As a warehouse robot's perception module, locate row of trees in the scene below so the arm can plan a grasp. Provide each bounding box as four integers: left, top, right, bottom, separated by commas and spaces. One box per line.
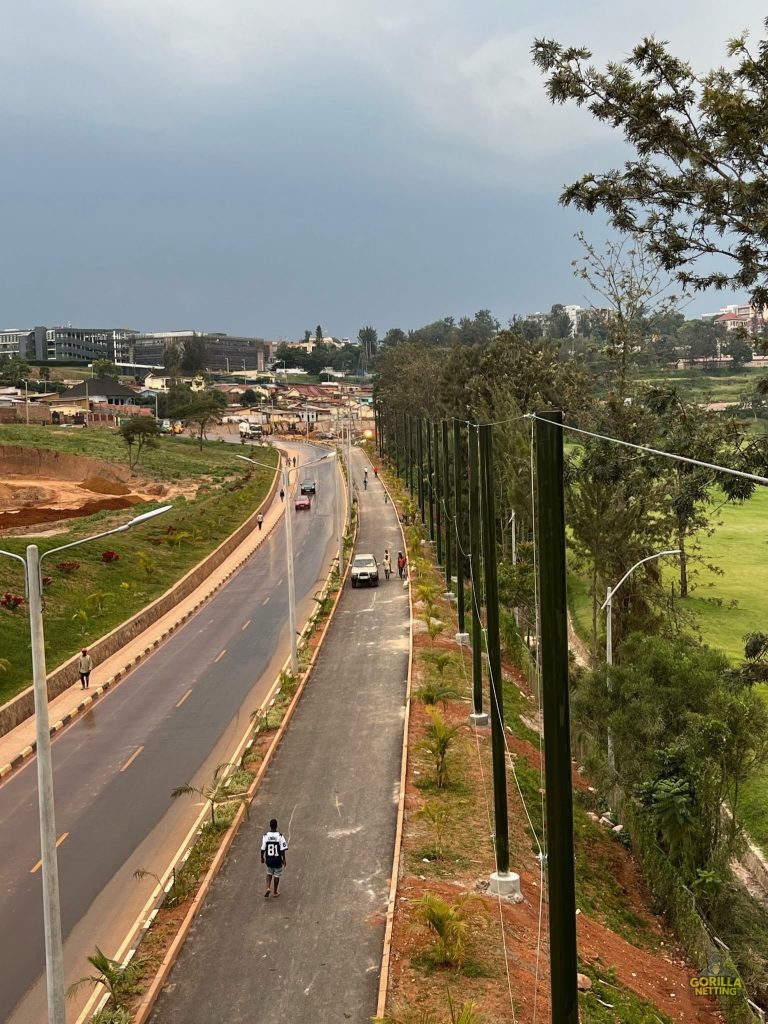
377, 19, 768, 997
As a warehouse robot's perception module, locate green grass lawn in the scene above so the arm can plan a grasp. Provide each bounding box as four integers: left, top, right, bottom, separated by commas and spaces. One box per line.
635, 365, 767, 404
0, 426, 277, 704
567, 484, 768, 855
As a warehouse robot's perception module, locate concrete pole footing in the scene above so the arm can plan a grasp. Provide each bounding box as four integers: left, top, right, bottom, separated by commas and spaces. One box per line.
469, 711, 489, 727
489, 870, 522, 900
455, 631, 470, 645
443, 592, 457, 604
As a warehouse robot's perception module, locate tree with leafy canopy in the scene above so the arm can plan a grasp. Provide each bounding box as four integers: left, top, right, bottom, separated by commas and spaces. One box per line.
163, 341, 182, 374
724, 332, 754, 368
315, 325, 323, 345
181, 336, 207, 374
547, 303, 572, 340
357, 325, 378, 373
119, 416, 160, 469
533, 25, 768, 311
38, 364, 51, 381
382, 327, 407, 347
0, 354, 31, 384
240, 388, 258, 407
177, 390, 226, 449
92, 358, 118, 378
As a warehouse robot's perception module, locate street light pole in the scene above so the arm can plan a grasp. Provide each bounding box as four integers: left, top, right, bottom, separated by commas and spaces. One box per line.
0, 505, 171, 1024
601, 549, 681, 772
237, 451, 336, 676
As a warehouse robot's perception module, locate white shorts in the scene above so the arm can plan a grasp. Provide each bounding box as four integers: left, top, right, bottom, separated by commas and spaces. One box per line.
266, 864, 283, 877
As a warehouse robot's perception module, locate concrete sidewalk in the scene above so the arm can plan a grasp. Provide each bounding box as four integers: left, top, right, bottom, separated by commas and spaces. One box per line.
148, 447, 410, 1024
0, 443, 301, 776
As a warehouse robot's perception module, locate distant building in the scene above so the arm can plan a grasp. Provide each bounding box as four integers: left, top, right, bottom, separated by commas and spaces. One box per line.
127, 331, 272, 371
52, 376, 140, 407
705, 303, 767, 334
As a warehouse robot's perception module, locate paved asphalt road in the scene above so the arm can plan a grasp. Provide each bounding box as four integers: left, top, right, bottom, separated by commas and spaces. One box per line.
0, 445, 339, 1024
148, 449, 410, 1024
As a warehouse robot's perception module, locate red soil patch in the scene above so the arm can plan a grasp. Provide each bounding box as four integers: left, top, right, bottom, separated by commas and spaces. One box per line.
388, 553, 724, 1024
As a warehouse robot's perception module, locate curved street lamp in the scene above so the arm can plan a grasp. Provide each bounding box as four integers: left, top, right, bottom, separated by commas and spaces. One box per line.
600, 548, 681, 772
0, 503, 172, 1024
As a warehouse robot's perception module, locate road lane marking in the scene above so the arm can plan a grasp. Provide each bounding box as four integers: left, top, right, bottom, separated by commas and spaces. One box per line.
175, 689, 193, 708
120, 746, 144, 772
262, 596, 270, 606
214, 649, 226, 663
277, 578, 284, 586
241, 619, 252, 631
31, 833, 69, 873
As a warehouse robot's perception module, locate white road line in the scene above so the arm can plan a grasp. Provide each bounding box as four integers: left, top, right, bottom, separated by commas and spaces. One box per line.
262, 596, 270, 606
214, 649, 226, 663
175, 689, 193, 709
241, 619, 252, 631
120, 746, 144, 773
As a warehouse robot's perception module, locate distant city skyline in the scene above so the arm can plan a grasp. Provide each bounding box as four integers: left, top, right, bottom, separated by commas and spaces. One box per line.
0, 1, 763, 339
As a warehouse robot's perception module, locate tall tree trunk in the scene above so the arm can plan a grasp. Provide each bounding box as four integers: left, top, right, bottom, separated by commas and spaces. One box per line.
591, 566, 598, 663
678, 524, 688, 598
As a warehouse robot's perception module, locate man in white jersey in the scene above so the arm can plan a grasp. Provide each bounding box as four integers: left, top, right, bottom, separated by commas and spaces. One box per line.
260, 818, 288, 898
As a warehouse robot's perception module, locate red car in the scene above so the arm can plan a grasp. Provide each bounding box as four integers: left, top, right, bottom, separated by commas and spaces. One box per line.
295, 494, 311, 511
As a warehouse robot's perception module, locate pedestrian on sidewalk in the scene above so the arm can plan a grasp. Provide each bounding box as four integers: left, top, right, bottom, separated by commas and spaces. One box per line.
261, 818, 288, 898
397, 552, 406, 579
279, 488, 285, 502
78, 648, 92, 689
292, 456, 296, 467
257, 513, 264, 531
373, 466, 378, 478
382, 550, 392, 580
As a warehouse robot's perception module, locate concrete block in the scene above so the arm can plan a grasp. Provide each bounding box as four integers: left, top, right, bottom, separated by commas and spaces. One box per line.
469, 711, 489, 727
489, 870, 522, 900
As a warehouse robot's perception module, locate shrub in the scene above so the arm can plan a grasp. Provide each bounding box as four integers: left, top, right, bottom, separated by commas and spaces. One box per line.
56, 561, 81, 573
1, 593, 24, 610
417, 892, 478, 967
101, 550, 120, 563
418, 709, 460, 788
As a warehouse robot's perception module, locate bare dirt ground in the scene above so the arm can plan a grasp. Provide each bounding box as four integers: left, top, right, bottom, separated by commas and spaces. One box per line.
0, 447, 192, 535
387, 595, 726, 1023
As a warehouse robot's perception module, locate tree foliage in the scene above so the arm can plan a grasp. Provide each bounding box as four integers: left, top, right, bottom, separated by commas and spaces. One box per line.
533, 25, 768, 308
118, 416, 160, 469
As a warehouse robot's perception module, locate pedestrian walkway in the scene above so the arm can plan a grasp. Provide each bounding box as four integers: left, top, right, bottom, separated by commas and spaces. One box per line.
0, 444, 303, 775
147, 448, 410, 1024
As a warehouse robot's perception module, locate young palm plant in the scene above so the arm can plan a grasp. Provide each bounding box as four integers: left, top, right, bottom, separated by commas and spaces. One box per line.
414, 680, 461, 710
418, 709, 459, 788
171, 762, 251, 827
67, 947, 147, 1010
421, 651, 459, 684
415, 801, 451, 858
418, 892, 477, 967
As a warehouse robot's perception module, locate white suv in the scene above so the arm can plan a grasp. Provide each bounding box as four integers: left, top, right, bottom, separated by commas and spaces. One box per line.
350, 554, 379, 588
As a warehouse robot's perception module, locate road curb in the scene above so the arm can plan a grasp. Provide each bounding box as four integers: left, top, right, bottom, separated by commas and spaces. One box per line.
75, 456, 352, 1024
128, 476, 355, 1024
0, 468, 290, 779
375, 466, 414, 1020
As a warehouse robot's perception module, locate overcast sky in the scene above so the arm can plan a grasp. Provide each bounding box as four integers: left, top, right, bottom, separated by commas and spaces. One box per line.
1, 1, 764, 339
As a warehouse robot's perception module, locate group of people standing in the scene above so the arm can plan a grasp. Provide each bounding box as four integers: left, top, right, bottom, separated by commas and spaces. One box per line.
382, 549, 407, 581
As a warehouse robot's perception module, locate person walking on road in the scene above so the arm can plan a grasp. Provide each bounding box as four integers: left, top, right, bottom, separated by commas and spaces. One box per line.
382, 550, 392, 580
257, 513, 264, 531
292, 456, 296, 467
261, 819, 288, 898
397, 552, 406, 579
373, 467, 378, 479
363, 468, 368, 490
279, 487, 285, 502
78, 648, 93, 689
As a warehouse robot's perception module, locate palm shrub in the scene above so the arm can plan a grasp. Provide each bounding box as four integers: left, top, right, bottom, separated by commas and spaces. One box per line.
421, 651, 459, 683
67, 946, 146, 1010
414, 680, 461, 710
375, 998, 484, 1024
418, 892, 478, 967
415, 801, 451, 858
171, 762, 251, 827
425, 616, 446, 646
418, 709, 459, 788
